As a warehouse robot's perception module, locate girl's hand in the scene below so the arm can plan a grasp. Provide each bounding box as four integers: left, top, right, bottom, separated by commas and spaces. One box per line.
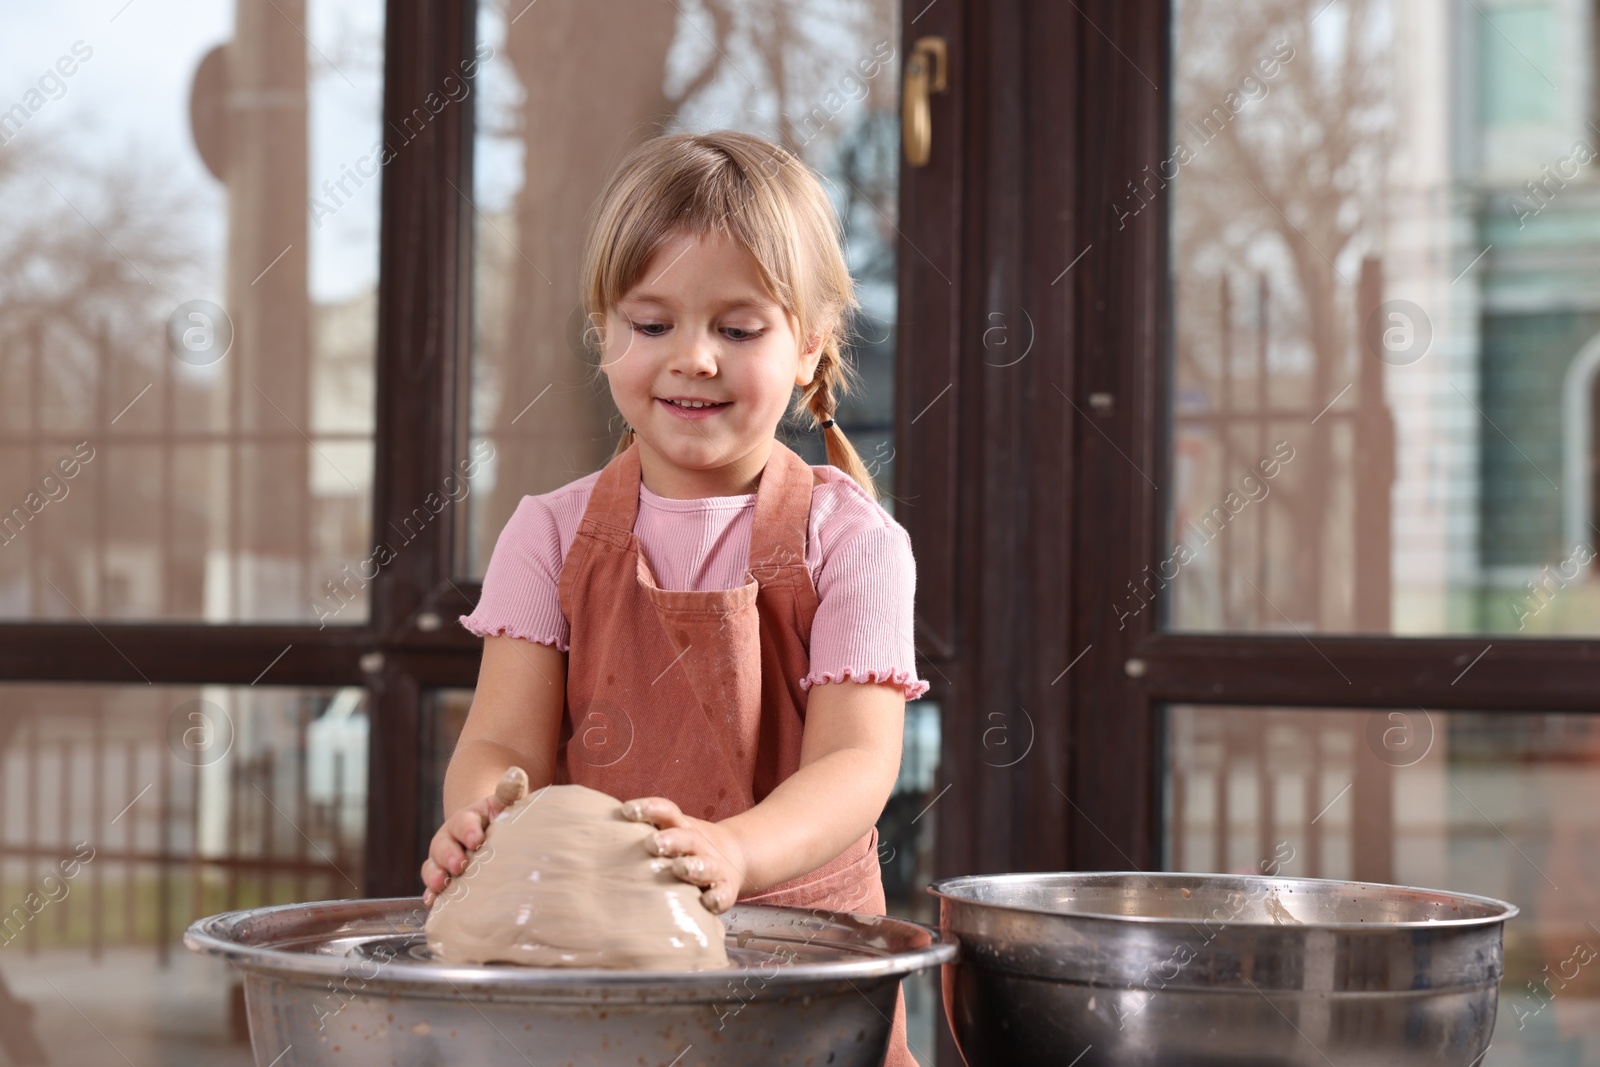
431, 637, 565, 904
420, 792, 508, 907
622, 797, 750, 914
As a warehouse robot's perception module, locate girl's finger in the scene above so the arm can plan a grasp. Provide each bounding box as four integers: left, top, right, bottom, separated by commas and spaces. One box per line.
645, 827, 707, 859
670, 853, 718, 887
700, 880, 737, 915
421, 857, 449, 892
667, 851, 737, 913
621, 796, 687, 828
430, 833, 469, 877
449, 807, 490, 851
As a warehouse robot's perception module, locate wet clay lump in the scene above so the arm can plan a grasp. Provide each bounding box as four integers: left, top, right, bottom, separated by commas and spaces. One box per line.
425, 774, 729, 970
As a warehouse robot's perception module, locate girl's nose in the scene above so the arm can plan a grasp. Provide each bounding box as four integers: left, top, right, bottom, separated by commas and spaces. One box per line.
669, 330, 718, 376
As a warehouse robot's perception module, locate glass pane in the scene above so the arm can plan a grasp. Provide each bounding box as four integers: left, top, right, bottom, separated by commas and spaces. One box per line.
460, 0, 902, 577
423, 688, 942, 1060
1166, 704, 1600, 1063
1166, 0, 1600, 635
0, 3, 384, 623
0, 682, 366, 1064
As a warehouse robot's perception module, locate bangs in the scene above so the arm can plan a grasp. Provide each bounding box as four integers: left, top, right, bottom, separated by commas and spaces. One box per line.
584, 136, 815, 319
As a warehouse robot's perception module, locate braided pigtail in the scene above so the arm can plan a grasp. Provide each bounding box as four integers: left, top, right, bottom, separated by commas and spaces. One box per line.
609, 423, 636, 461
800, 334, 876, 499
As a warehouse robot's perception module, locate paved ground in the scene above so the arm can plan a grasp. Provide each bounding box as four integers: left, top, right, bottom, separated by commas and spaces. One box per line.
0, 945, 252, 1067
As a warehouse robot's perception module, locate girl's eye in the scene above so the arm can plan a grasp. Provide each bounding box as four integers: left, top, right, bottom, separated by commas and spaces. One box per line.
723, 326, 764, 342
631, 321, 669, 337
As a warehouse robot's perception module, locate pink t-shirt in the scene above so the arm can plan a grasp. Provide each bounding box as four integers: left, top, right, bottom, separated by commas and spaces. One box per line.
460, 463, 930, 701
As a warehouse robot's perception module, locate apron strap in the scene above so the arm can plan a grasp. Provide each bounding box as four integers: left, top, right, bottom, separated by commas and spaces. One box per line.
579, 442, 643, 540
746, 441, 815, 587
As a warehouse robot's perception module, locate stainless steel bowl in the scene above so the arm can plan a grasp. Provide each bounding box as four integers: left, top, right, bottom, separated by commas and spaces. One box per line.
185, 896, 953, 1067
929, 872, 1517, 1067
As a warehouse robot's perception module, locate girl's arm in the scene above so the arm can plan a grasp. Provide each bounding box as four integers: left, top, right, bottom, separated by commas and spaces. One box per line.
624, 679, 905, 912
421, 635, 567, 904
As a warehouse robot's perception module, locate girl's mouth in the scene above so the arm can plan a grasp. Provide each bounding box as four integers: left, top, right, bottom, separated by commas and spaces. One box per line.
657, 397, 731, 421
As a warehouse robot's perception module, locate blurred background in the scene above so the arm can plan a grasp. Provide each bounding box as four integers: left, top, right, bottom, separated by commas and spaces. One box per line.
0, 0, 1596, 1063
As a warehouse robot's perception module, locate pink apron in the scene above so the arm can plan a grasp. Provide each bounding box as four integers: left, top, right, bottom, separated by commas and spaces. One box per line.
555, 440, 913, 1066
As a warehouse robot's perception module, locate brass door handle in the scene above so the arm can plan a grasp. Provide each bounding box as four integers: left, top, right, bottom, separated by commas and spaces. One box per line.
903, 36, 947, 167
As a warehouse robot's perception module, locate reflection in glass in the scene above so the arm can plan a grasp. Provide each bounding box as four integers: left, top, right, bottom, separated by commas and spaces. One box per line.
0, 682, 366, 1065
1167, 704, 1600, 1062
1167, 0, 1600, 635
462, 0, 903, 577
0, 3, 383, 623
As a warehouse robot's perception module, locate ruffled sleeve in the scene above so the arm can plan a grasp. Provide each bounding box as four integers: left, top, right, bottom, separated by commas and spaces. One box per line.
802, 513, 930, 702
459, 494, 570, 650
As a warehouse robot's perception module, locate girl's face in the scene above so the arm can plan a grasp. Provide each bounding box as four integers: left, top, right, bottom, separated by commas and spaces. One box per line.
601, 231, 823, 495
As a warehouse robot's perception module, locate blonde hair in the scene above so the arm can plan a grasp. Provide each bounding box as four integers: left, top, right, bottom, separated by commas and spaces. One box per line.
580, 130, 876, 498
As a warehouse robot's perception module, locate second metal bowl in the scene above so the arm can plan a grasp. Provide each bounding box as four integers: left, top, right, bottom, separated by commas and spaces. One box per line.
929, 872, 1517, 1067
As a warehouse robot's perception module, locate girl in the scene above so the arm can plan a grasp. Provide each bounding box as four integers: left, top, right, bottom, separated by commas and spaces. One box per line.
422, 130, 928, 1066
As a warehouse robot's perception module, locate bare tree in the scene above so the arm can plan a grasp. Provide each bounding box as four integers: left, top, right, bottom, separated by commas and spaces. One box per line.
0, 134, 199, 359
0, 133, 207, 615
1167, 0, 1401, 887
1172, 0, 1394, 628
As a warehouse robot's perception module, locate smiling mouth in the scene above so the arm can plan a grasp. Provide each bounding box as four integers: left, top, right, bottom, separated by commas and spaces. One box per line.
658, 398, 731, 410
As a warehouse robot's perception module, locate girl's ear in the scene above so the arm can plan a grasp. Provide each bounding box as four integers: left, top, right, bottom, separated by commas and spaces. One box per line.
794, 330, 826, 386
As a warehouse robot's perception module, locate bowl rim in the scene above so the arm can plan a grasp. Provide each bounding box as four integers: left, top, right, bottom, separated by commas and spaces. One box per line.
184, 896, 957, 993
926, 871, 1520, 931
